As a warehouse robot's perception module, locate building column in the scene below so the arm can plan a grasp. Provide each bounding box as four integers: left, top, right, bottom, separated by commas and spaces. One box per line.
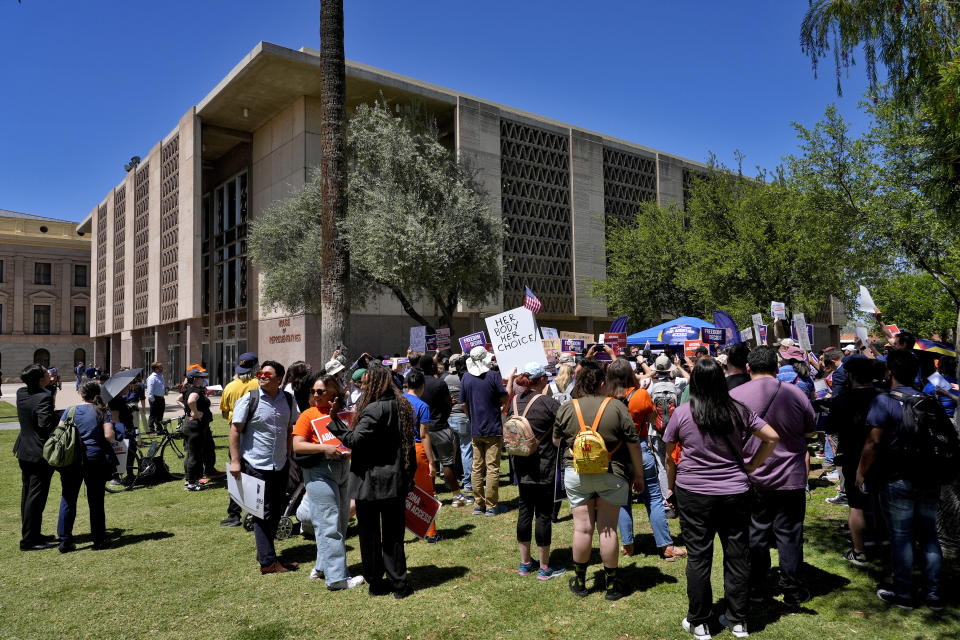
60, 260, 72, 335
154, 325, 170, 384
13, 256, 24, 335
185, 318, 203, 369
120, 330, 142, 369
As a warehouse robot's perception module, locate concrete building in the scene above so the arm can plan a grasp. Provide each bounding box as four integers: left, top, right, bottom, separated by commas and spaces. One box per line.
0, 209, 93, 381
80, 41, 706, 386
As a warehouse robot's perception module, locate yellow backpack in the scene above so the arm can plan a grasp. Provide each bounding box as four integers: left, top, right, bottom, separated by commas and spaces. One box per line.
571, 397, 620, 474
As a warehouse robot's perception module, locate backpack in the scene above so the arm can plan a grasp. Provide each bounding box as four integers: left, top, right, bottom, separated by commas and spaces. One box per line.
549, 381, 572, 405
890, 389, 960, 486
503, 393, 544, 457
649, 379, 679, 435
42, 406, 80, 468
571, 397, 619, 474
239, 388, 294, 431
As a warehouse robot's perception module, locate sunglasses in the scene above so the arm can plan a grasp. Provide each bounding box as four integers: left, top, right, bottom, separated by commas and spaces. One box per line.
256, 371, 274, 380
311, 389, 328, 396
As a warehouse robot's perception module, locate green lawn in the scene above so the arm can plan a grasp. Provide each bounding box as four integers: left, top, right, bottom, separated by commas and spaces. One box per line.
0, 418, 957, 640
0, 400, 18, 420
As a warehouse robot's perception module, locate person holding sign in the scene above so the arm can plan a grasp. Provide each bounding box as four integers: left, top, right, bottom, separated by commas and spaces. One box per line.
405, 370, 441, 543
291, 373, 364, 590
327, 364, 418, 599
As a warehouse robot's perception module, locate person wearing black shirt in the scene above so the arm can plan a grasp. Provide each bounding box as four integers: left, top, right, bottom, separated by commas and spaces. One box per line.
14, 364, 58, 551
417, 356, 463, 503
182, 366, 213, 491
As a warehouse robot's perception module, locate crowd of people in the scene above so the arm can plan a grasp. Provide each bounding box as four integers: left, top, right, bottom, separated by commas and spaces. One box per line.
13, 326, 957, 637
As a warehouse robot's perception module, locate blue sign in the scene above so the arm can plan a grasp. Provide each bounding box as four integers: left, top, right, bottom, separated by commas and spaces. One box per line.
659, 324, 701, 346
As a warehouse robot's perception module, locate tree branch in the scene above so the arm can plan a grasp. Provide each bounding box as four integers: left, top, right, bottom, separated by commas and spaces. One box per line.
376, 278, 436, 333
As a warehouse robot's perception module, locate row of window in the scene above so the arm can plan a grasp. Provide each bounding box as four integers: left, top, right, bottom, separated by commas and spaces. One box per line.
28, 348, 88, 370
0, 304, 87, 335
0, 261, 88, 287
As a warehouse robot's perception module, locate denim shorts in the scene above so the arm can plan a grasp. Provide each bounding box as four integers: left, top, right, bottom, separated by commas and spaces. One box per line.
563, 468, 629, 507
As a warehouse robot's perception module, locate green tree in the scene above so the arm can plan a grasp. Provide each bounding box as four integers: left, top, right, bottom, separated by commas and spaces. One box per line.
873, 272, 958, 340
250, 101, 502, 333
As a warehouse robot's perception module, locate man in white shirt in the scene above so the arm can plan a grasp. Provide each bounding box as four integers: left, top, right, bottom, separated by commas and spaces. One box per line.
144, 362, 166, 434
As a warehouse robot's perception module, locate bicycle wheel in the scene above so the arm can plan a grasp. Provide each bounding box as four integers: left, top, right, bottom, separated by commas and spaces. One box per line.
105, 450, 142, 493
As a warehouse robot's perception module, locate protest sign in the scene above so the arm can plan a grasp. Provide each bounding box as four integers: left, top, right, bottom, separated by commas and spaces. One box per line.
751, 313, 765, 345
485, 306, 547, 375
405, 485, 442, 539
771, 301, 786, 320
700, 327, 727, 345
660, 324, 700, 345
741, 327, 753, 342
600, 332, 627, 354
858, 285, 879, 314
928, 372, 953, 392
684, 340, 705, 358
310, 415, 350, 453
560, 338, 585, 353
227, 471, 265, 519
792, 313, 812, 352
814, 379, 830, 399
759, 325, 768, 346
790, 322, 815, 347
425, 334, 437, 350
113, 440, 128, 476
559, 331, 594, 343
459, 331, 487, 353
542, 339, 561, 366
409, 326, 426, 352
885, 324, 900, 336
436, 328, 451, 350
854, 327, 869, 344
540, 327, 559, 340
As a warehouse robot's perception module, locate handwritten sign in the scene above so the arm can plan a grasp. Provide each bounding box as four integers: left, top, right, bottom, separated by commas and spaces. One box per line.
751, 313, 765, 346
409, 326, 426, 352
793, 313, 811, 352
559, 331, 594, 343
542, 339, 561, 366
484, 306, 547, 375
405, 485, 442, 539
459, 331, 487, 353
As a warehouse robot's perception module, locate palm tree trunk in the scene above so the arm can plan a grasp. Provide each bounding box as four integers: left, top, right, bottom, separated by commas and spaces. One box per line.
319, 0, 349, 356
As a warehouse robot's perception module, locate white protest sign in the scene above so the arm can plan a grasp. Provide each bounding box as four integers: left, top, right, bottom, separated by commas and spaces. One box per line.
741, 327, 753, 342
113, 440, 128, 476
409, 326, 426, 352
770, 301, 786, 320
484, 306, 547, 375
854, 326, 869, 344
540, 327, 559, 340
436, 328, 451, 350
858, 285, 879, 314
751, 313, 765, 345
793, 313, 812, 352
226, 471, 265, 519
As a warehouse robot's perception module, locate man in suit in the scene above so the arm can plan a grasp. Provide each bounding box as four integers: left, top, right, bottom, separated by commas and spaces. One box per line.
14, 363, 58, 551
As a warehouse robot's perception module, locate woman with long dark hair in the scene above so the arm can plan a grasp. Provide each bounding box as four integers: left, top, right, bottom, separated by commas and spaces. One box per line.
282, 360, 313, 411
552, 358, 644, 601
327, 363, 417, 598
663, 358, 779, 640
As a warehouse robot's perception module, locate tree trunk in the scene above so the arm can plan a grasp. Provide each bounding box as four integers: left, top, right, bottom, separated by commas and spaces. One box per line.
381, 281, 436, 334
319, 0, 350, 358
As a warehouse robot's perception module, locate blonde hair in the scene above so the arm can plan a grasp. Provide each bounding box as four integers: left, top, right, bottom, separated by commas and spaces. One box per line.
555, 363, 575, 390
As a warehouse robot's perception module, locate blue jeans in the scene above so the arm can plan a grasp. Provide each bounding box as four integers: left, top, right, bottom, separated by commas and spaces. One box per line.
880, 478, 942, 599
618, 440, 673, 548
448, 415, 472, 491
303, 462, 351, 585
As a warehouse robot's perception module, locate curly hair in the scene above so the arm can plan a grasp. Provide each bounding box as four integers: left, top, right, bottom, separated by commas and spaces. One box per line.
572, 358, 605, 398
350, 363, 415, 476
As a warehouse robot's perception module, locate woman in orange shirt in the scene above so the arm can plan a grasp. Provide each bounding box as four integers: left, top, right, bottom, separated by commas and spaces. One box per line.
607, 359, 686, 560
292, 374, 364, 590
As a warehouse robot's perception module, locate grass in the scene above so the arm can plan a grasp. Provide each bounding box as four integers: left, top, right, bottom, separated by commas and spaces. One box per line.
1, 418, 958, 640
0, 401, 18, 420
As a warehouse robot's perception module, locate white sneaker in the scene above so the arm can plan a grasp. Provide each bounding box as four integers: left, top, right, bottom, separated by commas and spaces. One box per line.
719, 614, 748, 638
328, 575, 365, 591
309, 568, 324, 580
682, 617, 712, 640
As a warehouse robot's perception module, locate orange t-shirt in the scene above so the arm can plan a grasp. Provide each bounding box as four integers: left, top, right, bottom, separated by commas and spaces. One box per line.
625, 386, 654, 438
293, 407, 330, 443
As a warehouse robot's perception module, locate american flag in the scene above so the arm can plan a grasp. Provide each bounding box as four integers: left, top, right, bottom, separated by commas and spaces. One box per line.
523, 286, 542, 314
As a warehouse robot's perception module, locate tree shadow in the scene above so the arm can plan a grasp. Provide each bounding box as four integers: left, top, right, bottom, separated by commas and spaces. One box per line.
618, 564, 679, 594
408, 563, 470, 590
746, 563, 850, 632
437, 523, 476, 541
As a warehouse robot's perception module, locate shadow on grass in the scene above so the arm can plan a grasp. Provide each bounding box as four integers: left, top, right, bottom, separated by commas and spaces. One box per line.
74, 528, 174, 549
409, 563, 469, 590
437, 523, 476, 541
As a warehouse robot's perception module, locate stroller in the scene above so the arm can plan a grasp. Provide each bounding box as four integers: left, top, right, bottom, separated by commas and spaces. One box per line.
242, 461, 306, 540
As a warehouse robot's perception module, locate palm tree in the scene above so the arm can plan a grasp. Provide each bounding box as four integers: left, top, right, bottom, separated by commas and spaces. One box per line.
319, 0, 350, 357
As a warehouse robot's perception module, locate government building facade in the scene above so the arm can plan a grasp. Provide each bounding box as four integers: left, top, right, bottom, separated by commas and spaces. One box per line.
81, 41, 705, 386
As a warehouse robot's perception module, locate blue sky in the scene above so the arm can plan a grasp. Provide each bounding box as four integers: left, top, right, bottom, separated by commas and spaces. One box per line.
0, 1, 873, 222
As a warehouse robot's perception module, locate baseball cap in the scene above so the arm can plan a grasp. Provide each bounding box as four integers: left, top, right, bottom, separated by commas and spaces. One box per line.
654, 354, 672, 372
235, 352, 258, 374
522, 362, 547, 379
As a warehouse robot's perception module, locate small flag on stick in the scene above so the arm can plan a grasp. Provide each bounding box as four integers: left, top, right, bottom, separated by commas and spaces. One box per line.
524, 286, 543, 314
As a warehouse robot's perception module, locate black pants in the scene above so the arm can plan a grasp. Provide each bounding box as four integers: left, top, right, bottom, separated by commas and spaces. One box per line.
242, 460, 289, 567
19, 458, 54, 547
677, 487, 751, 626
201, 423, 217, 475
517, 482, 554, 547
148, 395, 165, 431
182, 419, 206, 484
749, 488, 806, 598
58, 462, 110, 545
356, 496, 409, 591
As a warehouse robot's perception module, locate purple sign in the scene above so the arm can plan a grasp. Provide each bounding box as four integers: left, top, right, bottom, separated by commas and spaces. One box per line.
790, 322, 815, 347
425, 334, 438, 350
560, 339, 585, 353
700, 327, 727, 345
659, 324, 701, 346
759, 325, 768, 345
459, 331, 487, 353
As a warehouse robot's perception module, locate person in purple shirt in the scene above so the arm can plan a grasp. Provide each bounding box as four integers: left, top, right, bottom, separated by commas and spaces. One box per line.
731, 346, 816, 606
664, 358, 779, 640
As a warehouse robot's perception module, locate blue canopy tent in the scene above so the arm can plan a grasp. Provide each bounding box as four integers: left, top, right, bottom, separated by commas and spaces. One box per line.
626, 316, 717, 346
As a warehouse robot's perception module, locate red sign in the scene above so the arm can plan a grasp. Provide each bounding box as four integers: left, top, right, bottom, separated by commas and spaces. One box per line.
600, 332, 627, 353
885, 324, 900, 336
310, 415, 351, 453
405, 485, 442, 539
684, 340, 705, 358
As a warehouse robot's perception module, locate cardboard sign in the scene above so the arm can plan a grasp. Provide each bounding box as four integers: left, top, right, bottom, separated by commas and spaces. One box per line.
459, 331, 487, 353
409, 326, 426, 352
771, 301, 787, 320
540, 327, 559, 340
227, 471, 265, 519
310, 415, 350, 453
599, 332, 627, 354
684, 340, 705, 358
559, 331, 594, 343
484, 306, 547, 375
542, 339, 561, 366
405, 485, 442, 539
792, 313, 811, 352
561, 339, 585, 353
436, 328, 451, 350
700, 327, 727, 345
751, 313, 765, 346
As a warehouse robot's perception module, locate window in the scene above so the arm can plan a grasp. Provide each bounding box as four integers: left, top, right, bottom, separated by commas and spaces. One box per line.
34, 305, 51, 334
74, 264, 88, 287
73, 348, 86, 366
73, 306, 87, 335
0, 303, 3, 334
34, 262, 52, 285
33, 349, 50, 368
0, 260, 4, 282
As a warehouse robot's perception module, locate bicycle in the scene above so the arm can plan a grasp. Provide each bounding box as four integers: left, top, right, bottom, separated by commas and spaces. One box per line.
105, 416, 185, 493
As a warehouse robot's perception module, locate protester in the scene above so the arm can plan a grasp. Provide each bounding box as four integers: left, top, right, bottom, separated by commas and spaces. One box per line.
327, 363, 417, 598
856, 350, 944, 611
282, 360, 313, 411
182, 365, 213, 492
418, 356, 467, 506
75, 361, 85, 391
921, 355, 958, 419
548, 353, 576, 403
230, 360, 301, 574
57, 381, 117, 552
647, 354, 681, 505
291, 373, 364, 590
553, 358, 644, 601
461, 346, 508, 516
606, 358, 686, 561
45, 367, 62, 404
218, 352, 260, 527
731, 346, 815, 605
144, 362, 165, 434
511, 363, 565, 581
725, 343, 752, 390
445, 355, 474, 501
405, 369, 441, 543
664, 358, 780, 640
14, 363, 57, 551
